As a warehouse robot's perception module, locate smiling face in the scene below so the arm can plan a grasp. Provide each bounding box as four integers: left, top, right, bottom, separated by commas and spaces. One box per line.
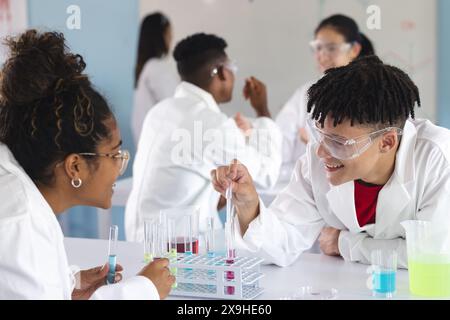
72, 118, 123, 209
314, 117, 400, 186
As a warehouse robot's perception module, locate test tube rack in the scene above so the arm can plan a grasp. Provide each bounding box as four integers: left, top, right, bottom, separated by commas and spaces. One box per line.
169, 253, 265, 300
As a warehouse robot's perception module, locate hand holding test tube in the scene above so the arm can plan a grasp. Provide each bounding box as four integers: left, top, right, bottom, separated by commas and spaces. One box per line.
107, 225, 118, 284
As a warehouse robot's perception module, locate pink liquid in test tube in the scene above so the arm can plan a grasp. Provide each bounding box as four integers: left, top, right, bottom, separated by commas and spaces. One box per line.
225, 249, 236, 295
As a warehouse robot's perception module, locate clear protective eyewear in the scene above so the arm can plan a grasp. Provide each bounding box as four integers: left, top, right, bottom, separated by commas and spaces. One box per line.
211, 59, 238, 77
309, 39, 353, 57
79, 149, 130, 175
307, 118, 403, 160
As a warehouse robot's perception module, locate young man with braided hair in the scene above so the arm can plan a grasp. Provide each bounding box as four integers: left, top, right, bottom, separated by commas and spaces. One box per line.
211, 56, 450, 268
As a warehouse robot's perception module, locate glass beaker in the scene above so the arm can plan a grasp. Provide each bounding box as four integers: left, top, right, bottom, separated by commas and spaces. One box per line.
401, 220, 450, 297
161, 206, 200, 254
369, 249, 397, 298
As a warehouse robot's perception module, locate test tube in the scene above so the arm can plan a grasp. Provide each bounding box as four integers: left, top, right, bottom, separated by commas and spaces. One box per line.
225, 192, 236, 295
225, 186, 233, 224
107, 225, 118, 284
206, 217, 215, 258
184, 214, 193, 256
205, 217, 216, 286
143, 219, 154, 263
166, 218, 178, 289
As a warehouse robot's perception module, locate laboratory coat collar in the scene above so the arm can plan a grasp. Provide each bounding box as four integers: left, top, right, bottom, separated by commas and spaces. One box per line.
175, 81, 221, 114
326, 120, 417, 234
0, 143, 57, 219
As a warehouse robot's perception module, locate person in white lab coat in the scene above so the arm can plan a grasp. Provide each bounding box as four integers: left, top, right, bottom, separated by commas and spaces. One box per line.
211, 56, 450, 269
125, 33, 282, 242
276, 14, 375, 181
132, 12, 180, 146
0, 30, 174, 299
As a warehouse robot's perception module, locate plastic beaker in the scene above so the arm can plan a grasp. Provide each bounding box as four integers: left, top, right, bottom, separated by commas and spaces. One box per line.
401, 220, 450, 297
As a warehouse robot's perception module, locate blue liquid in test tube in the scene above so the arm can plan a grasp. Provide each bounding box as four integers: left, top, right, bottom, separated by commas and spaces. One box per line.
107, 225, 118, 284
205, 217, 216, 286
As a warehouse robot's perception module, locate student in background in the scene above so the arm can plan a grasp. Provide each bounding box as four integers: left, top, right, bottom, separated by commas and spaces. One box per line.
125, 33, 281, 242
276, 14, 375, 180
0, 30, 174, 299
132, 12, 180, 146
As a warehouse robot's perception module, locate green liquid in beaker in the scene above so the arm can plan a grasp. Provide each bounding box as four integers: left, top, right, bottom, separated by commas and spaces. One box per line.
409, 259, 450, 297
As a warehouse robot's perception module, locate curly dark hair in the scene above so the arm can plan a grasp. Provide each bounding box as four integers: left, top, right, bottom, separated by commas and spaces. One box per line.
0, 29, 114, 186
307, 55, 420, 129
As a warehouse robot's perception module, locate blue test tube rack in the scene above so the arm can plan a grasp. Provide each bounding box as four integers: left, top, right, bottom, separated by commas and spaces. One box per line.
168, 253, 265, 300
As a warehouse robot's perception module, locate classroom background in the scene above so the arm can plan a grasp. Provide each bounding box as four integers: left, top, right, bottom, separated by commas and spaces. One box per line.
1, 0, 448, 240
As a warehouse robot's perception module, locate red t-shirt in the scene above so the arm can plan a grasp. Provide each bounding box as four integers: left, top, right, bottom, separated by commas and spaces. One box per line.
354, 180, 384, 227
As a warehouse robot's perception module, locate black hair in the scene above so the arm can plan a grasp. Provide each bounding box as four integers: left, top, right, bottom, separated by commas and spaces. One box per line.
307, 55, 420, 129
173, 33, 227, 87
135, 12, 171, 86
0, 30, 114, 186
316, 14, 375, 57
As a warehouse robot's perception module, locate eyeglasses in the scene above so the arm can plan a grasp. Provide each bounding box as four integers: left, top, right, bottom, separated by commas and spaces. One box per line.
211, 59, 238, 77
307, 118, 403, 160
309, 40, 353, 57
79, 149, 130, 175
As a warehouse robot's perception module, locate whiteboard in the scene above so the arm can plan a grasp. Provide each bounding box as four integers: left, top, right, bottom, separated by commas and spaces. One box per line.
140, 0, 436, 121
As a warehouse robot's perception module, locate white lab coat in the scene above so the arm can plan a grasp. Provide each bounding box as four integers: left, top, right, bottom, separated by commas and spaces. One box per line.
0, 144, 160, 300
125, 81, 282, 242
234, 119, 450, 269
132, 57, 180, 146
275, 81, 314, 181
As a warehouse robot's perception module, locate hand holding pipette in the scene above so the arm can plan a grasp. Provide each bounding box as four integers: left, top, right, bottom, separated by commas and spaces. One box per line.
210, 161, 260, 233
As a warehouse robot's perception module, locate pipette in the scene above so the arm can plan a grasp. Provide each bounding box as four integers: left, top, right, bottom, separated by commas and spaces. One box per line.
107, 225, 118, 284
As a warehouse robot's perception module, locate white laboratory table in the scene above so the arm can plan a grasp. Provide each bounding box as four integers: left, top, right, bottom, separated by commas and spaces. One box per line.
64, 237, 415, 300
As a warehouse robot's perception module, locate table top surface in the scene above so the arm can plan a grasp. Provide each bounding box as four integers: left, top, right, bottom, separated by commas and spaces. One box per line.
64, 237, 418, 300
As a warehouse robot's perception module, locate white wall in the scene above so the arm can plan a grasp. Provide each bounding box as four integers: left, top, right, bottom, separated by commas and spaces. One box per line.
0, 0, 28, 64
140, 0, 436, 121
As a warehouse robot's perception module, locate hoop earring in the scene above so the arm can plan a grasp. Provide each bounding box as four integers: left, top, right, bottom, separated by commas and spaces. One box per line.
71, 178, 82, 188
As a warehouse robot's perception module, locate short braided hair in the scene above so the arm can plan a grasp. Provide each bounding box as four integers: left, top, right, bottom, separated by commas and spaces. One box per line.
307, 55, 420, 129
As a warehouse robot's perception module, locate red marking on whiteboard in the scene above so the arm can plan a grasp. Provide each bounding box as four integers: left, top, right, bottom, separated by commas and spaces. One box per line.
401, 20, 416, 31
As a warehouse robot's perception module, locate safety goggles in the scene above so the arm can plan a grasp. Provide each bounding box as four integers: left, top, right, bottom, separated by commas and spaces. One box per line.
211, 59, 238, 77
307, 118, 403, 160
79, 149, 130, 175
309, 39, 353, 57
